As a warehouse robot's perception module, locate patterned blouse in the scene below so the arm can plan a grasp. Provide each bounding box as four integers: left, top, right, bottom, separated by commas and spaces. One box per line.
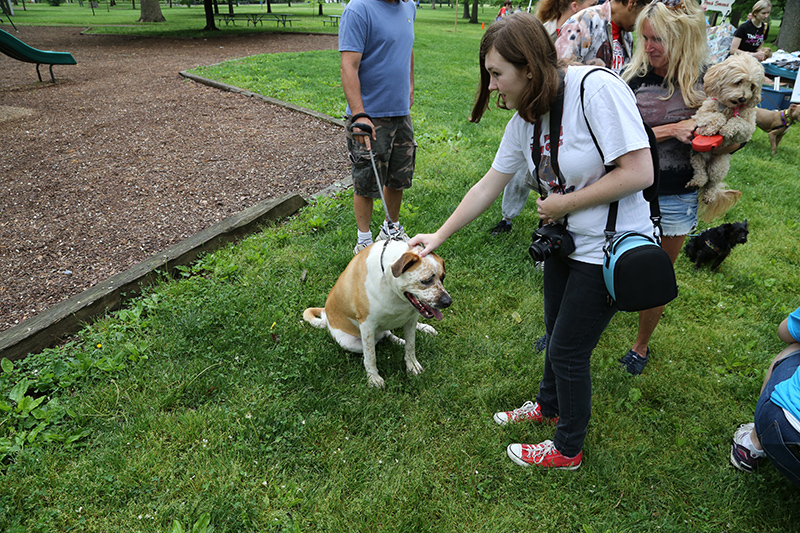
554, 2, 634, 74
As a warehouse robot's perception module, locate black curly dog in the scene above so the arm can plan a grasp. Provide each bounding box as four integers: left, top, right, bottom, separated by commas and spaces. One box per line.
684, 220, 749, 271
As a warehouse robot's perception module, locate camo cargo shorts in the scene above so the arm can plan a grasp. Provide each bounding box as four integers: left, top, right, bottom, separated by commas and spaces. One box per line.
345, 115, 416, 199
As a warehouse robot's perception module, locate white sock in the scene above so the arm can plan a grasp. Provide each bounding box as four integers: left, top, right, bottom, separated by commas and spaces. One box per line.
745, 432, 766, 457
357, 230, 373, 244
384, 219, 402, 231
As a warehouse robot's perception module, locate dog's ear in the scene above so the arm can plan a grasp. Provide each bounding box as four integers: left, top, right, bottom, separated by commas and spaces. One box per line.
391, 251, 420, 278
745, 57, 764, 106
747, 78, 763, 107
703, 63, 722, 98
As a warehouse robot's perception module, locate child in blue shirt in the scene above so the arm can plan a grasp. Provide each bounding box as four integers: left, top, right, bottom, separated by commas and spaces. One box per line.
731, 306, 800, 487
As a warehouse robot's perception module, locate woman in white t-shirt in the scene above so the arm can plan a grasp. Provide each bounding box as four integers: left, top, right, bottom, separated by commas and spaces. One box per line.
409, 13, 653, 470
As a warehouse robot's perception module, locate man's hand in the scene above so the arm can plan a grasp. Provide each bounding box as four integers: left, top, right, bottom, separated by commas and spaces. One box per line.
351, 117, 376, 151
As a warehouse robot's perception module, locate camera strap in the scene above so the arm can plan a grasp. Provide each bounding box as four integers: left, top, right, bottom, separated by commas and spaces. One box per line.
531, 70, 566, 199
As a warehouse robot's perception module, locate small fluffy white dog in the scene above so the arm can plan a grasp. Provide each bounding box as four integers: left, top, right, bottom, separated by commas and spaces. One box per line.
688, 54, 762, 211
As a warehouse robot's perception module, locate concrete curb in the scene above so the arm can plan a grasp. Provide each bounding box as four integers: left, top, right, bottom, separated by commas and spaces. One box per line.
179, 70, 347, 129
0, 194, 307, 362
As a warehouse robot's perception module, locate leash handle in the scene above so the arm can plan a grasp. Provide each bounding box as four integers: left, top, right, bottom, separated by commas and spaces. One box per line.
348, 112, 374, 137
349, 122, 373, 137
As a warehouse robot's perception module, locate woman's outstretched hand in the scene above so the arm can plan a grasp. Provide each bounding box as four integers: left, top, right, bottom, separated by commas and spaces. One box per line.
408, 233, 443, 257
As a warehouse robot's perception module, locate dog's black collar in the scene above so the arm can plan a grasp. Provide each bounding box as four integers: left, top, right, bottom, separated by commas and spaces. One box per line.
380, 239, 391, 274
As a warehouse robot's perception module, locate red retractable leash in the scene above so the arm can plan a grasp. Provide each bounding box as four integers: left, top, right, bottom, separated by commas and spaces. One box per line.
692, 133, 723, 152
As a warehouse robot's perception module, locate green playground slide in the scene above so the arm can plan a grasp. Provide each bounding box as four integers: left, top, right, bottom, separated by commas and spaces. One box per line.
0, 28, 76, 82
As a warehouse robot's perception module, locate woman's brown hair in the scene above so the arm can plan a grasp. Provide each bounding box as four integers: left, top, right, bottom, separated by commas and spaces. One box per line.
469, 13, 560, 124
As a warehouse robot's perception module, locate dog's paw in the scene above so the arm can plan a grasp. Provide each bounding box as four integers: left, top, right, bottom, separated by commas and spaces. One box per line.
386, 333, 405, 346
686, 176, 707, 188
368, 373, 386, 389
416, 323, 438, 335
405, 358, 424, 376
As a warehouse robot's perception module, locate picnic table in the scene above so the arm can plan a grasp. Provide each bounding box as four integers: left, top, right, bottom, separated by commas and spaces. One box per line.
213, 12, 297, 27
268, 13, 297, 27
215, 12, 237, 25
243, 13, 266, 26
323, 14, 341, 27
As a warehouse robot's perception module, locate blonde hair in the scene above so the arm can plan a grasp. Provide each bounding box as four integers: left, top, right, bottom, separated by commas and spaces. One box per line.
750, 0, 772, 16
622, 0, 708, 108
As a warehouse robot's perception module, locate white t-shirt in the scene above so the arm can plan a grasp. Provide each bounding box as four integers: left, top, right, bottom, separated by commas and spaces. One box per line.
491, 66, 653, 264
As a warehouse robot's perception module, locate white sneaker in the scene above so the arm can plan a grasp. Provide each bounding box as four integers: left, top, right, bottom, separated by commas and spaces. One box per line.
376, 224, 409, 242
493, 400, 558, 426
353, 241, 373, 255
730, 422, 765, 473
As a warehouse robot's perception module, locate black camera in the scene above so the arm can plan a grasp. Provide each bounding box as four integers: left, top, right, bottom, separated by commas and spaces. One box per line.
528, 223, 576, 262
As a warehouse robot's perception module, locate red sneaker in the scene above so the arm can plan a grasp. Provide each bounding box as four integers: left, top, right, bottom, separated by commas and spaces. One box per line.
506, 440, 582, 470
493, 401, 558, 426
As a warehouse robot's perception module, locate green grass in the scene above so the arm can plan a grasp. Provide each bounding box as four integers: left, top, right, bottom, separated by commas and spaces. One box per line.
3, 6, 800, 533
2, 1, 346, 36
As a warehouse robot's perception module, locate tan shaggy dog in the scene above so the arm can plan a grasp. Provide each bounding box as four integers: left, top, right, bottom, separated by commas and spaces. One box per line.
689, 54, 763, 219
303, 240, 451, 389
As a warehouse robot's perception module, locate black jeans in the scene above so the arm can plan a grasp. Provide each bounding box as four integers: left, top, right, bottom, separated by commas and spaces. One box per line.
536, 255, 617, 457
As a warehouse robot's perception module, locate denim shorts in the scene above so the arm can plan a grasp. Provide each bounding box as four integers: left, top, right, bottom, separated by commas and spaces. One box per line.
657, 192, 698, 237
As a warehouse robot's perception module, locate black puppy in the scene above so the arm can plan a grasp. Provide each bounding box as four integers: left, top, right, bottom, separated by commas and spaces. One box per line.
684, 220, 749, 271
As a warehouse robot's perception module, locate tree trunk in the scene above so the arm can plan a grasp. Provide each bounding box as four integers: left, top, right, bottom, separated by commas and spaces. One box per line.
430, 0, 435, 10
462, 0, 469, 18
138, 0, 165, 22
203, 0, 218, 30
469, 0, 478, 22
776, 0, 800, 50
318, 1, 323, 15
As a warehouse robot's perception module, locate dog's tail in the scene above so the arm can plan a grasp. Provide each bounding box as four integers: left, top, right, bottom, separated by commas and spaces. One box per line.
302, 307, 327, 329
699, 187, 742, 223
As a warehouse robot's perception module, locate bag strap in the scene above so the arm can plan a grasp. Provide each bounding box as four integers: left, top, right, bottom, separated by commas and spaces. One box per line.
576, 68, 663, 247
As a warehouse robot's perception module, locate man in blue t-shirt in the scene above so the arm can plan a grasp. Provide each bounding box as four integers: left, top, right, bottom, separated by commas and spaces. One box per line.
339, 0, 417, 255
731, 306, 800, 487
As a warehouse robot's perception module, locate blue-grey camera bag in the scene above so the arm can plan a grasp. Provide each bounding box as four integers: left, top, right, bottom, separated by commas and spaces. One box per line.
602, 231, 678, 312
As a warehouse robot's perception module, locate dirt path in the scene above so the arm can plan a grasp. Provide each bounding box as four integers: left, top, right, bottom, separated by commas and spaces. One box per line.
0, 26, 348, 333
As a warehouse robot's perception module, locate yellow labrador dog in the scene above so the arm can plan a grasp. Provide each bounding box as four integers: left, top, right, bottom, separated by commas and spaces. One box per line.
303, 240, 451, 388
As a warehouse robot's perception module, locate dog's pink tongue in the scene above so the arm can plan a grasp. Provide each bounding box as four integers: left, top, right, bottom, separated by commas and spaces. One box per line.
433, 308, 443, 321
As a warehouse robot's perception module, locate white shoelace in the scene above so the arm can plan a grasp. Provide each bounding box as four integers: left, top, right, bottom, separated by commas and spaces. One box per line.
528, 440, 557, 464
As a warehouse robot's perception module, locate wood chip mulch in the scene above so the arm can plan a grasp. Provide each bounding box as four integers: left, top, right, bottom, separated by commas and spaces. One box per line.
0, 26, 350, 333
